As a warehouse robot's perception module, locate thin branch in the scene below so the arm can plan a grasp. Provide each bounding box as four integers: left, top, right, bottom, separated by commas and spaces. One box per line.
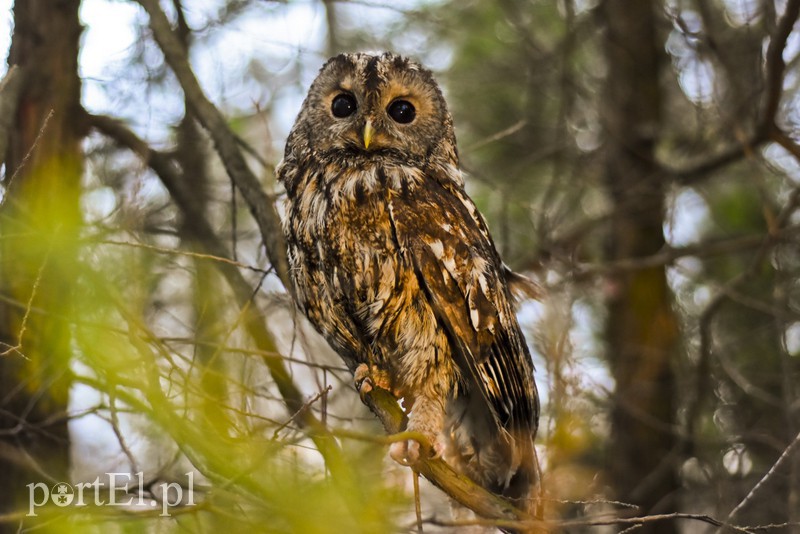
0, 238, 51, 359
134, 0, 290, 289
96, 239, 271, 275
762, 0, 800, 135
272, 385, 332, 439
667, 0, 800, 185
359, 386, 533, 526
424, 512, 737, 531
718, 430, 800, 533
0, 109, 54, 207
572, 225, 800, 278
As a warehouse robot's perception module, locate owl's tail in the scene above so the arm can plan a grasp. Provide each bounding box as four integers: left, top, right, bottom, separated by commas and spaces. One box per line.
446, 402, 543, 529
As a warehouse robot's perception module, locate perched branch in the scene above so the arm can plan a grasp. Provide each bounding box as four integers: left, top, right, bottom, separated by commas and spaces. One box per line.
572, 224, 800, 278
360, 386, 535, 527
134, 0, 290, 289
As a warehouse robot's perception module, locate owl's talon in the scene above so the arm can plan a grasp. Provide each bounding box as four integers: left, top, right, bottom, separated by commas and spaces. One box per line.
389, 440, 412, 465
353, 363, 392, 401
388, 435, 442, 465
354, 364, 373, 399
430, 440, 446, 459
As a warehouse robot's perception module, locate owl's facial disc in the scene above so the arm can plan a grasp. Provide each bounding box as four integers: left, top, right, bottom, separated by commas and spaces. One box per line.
301, 53, 455, 163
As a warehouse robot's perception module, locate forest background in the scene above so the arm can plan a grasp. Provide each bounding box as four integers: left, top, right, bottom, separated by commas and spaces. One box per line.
1, 0, 800, 532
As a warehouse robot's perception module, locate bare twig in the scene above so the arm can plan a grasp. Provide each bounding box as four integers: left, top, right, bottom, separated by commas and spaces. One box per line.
0, 109, 54, 208
96, 239, 270, 275
762, 0, 800, 135
422, 511, 750, 532
717, 431, 800, 533
106, 388, 141, 476
272, 385, 332, 439
572, 225, 800, 278
134, 0, 290, 289
0, 240, 51, 359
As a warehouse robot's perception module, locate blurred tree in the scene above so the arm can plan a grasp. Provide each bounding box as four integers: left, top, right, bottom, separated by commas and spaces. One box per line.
0, 0, 83, 527
600, 2, 680, 528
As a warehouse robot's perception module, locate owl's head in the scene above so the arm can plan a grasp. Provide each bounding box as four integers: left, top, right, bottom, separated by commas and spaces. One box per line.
286, 52, 457, 166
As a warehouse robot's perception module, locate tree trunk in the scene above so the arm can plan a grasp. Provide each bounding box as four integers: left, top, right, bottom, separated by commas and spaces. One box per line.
600, 1, 680, 530
0, 0, 83, 526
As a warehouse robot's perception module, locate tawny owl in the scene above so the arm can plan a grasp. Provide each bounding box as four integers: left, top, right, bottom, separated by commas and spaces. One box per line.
277, 52, 540, 512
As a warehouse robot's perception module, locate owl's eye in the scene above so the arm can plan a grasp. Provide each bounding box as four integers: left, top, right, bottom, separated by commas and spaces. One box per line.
387, 100, 415, 124
331, 94, 357, 118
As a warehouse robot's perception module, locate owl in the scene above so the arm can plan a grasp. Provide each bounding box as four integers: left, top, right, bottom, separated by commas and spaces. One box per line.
277, 52, 540, 513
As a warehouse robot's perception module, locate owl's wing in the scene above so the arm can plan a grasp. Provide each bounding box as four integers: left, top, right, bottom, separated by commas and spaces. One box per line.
388, 174, 538, 441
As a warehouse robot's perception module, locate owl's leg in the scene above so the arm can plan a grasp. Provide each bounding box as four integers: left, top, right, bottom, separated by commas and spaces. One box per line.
389, 394, 446, 464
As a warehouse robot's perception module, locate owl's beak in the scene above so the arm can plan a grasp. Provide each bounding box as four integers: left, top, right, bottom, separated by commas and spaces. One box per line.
362, 120, 375, 150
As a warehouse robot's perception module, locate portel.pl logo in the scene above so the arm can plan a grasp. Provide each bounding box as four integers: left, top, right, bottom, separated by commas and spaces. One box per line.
27, 472, 195, 517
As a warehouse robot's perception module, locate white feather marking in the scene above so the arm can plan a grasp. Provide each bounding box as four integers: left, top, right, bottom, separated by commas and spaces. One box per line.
442, 256, 457, 277
428, 239, 444, 259
470, 306, 480, 331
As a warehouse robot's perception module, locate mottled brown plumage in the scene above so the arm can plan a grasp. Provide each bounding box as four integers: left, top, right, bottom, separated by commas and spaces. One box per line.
277, 52, 540, 511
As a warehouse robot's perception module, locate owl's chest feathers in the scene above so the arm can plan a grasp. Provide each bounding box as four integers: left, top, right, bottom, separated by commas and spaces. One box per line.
289, 162, 424, 329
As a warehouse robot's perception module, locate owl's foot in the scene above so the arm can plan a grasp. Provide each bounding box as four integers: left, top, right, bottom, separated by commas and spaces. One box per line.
354, 363, 392, 401
388, 395, 445, 465
389, 433, 445, 465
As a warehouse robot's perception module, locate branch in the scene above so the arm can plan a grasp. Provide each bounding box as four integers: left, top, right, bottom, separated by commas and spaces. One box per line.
717, 430, 800, 533
86, 112, 332, 436
571, 225, 800, 279
360, 387, 537, 529
667, 0, 800, 186
134, 0, 290, 289
762, 0, 800, 135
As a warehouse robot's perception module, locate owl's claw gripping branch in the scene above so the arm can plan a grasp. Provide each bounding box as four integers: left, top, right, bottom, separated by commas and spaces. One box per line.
353, 363, 393, 401
389, 433, 445, 466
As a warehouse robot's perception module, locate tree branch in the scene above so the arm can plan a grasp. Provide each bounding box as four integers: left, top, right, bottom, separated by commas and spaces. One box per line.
86, 112, 326, 430
762, 0, 800, 135
133, 0, 290, 289
361, 387, 537, 528
666, 0, 800, 186
718, 430, 800, 533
